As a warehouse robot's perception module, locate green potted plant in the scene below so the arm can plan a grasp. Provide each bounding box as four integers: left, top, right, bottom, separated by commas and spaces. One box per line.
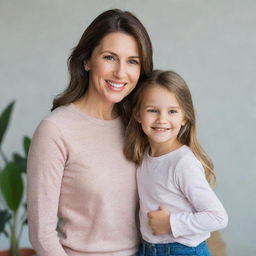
0, 101, 35, 256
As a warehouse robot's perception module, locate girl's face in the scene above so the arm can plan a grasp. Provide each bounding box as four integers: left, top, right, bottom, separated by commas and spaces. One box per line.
137, 85, 186, 155
86, 32, 141, 106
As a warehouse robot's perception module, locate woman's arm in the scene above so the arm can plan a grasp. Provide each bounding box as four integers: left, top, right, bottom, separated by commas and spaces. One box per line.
27, 120, 68, 256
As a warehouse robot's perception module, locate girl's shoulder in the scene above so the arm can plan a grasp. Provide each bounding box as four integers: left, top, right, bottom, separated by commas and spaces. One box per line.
174, 146, 204, 173
167, 145, 198, 164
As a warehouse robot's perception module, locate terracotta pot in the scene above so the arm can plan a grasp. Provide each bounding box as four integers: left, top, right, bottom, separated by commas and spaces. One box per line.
0, 248, 36, 256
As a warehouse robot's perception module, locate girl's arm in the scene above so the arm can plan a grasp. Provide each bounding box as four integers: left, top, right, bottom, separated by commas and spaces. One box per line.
148, 156, 228, 237
27, 120, 69, 256
170, 157, 228, 237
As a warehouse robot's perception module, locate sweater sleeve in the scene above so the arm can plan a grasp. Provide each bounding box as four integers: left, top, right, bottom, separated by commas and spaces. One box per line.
27, 120, 68, 256
170, 156, 228, 238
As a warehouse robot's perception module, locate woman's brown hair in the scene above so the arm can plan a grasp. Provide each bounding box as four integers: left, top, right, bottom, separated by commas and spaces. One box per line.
51, 9, 153, 125
124, 70, 215, 186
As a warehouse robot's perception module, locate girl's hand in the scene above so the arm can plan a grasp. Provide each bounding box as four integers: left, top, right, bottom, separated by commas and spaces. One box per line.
147, 205, 171, 235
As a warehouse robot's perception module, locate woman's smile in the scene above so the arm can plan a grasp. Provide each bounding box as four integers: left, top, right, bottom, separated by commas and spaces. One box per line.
86, 32, 141, 106
105, 79, 127, 91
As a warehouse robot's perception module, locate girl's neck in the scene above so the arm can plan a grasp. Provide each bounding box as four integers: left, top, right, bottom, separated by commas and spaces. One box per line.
73, 94, 117, 120
149, 139, 183, 157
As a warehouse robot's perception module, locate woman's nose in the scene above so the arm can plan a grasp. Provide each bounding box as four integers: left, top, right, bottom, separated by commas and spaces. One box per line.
113, 61, 126, 79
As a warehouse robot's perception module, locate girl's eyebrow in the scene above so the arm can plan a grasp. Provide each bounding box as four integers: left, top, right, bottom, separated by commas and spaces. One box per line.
144, 105, 156, 108
101, 50, 140, 59
144, 105, 181, 109
168, 106, 181, 109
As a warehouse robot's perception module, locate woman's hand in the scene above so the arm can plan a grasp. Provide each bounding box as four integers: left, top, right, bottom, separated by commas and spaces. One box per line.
147, 205, 171, 235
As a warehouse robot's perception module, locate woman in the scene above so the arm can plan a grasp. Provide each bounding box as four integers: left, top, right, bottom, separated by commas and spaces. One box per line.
27, 9, 153, 256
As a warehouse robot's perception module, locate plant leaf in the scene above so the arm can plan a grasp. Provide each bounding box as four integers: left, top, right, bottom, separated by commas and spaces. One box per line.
13, 153, 27, 173
0, 209, 11, 236
0, 162, 23, 212
23, 136, 31, 156
0, 101, 15, 146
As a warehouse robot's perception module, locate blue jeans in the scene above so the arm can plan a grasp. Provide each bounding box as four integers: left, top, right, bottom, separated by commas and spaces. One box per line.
137, 239, 211, 256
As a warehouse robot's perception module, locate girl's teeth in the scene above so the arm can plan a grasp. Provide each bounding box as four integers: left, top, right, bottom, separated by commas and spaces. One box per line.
108, 81, 125, 88
153, 128, 168, 131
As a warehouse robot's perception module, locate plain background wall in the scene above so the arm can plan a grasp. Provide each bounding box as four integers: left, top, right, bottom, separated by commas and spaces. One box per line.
0, 0, 255, 255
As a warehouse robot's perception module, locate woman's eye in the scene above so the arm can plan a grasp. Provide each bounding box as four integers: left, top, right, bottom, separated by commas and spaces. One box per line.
169, 110, 178, 114
128, 59, 139, 65
104, 55, 115, 61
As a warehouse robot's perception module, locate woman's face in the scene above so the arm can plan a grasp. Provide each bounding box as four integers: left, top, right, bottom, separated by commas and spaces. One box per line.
86, 32, 141, 105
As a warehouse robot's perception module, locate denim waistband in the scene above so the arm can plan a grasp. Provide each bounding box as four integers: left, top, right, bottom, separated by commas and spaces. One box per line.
142, 239, 207, 249
139, 240, 210, 256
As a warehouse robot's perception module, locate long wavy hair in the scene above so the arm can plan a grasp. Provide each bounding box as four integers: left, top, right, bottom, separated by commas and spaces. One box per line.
124, 70, 215, 186
51, 9, 153, 126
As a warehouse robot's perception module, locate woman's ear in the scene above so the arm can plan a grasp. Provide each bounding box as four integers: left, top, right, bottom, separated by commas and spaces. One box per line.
84, 61, 91, 71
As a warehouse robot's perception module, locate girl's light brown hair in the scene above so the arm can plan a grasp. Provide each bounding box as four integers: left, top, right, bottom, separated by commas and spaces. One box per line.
124, 70, 215, 186
51, 9, 153, 126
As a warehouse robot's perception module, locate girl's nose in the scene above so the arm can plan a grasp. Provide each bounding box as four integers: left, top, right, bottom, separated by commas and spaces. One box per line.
156, 112, 168, 123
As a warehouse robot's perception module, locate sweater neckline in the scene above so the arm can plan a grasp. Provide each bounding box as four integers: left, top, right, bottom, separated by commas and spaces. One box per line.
68, 103, 121, 127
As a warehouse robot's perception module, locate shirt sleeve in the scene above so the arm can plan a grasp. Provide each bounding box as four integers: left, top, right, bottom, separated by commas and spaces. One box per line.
170, 156, 228, 238
27, 120, 69, 256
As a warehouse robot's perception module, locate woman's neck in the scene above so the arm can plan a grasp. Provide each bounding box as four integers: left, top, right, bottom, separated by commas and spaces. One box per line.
73, 94, 117, 120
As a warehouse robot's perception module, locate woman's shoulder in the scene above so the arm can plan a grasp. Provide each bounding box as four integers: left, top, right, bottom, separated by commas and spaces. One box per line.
44, 104, 74, 125
33, 104, 75, 138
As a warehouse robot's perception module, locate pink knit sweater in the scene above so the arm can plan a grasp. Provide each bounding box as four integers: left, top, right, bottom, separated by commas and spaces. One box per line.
27, 104, 139, 256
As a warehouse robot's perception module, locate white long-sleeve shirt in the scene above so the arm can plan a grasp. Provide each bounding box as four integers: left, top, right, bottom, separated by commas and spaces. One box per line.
137, 145, 228, 247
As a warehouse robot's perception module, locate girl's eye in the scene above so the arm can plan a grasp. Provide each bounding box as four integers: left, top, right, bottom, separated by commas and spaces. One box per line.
128, 59, 139, 65
104, 55, 115, 61
147, 109, 158, 113
169, 109, 178, 114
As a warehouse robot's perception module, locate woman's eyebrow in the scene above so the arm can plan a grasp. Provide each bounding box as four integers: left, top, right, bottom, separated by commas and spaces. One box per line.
101, 50, 140, 59
128, 55, 140, 58
101, 50, 118, 56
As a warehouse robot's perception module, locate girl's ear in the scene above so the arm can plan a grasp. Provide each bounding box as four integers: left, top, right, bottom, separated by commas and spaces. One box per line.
134, 111, 141, 123
181, 118, 187, 126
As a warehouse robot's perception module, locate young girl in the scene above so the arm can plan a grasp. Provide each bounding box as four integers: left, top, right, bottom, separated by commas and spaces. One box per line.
124, 70, 228, 256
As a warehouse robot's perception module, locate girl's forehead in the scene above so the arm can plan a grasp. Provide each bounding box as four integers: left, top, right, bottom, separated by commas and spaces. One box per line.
140, 85, 180, 106
142, 84, 173, 98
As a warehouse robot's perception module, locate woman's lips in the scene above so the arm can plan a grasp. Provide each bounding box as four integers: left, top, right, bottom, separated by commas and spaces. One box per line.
106, 80, 126, 91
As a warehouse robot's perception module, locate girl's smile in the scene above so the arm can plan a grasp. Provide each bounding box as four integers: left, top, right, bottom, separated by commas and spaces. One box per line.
137, 85, 186, 156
